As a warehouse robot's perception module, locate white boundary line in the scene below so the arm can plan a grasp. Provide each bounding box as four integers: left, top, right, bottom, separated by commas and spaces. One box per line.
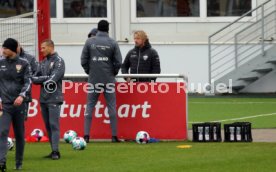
189, 112, 276, 124
190, 102, 276, 104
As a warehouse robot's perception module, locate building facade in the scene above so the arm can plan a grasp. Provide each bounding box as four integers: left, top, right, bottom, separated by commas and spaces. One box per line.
1, 0, 270, 92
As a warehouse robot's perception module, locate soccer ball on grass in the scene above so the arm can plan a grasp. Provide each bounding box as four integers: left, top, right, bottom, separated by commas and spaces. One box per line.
31, 128, 44, 141
72, 137, 87, 150
136, 131, 150, 144
63, 130, 77, 143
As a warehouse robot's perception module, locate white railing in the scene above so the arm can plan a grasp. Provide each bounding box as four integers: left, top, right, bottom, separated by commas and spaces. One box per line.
208, 0, 276, 84
64, 73, 188, 82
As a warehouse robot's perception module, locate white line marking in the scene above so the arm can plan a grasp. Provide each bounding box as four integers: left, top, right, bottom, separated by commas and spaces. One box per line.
190, 102, 276, 104
189, 112, 276, 124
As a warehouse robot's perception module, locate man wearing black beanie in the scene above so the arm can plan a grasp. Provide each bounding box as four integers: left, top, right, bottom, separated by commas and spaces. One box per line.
81, 20, 122, 143
2, 38, 18, 53
0, 38, 32, 171
97, 20, 109, 32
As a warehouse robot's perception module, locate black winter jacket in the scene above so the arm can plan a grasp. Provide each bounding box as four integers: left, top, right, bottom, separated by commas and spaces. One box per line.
32, 53, 65, 104
121, 40, 161, 82
20, 49, 38, 102
81, 31, 122, 84
0, 56, 32, 104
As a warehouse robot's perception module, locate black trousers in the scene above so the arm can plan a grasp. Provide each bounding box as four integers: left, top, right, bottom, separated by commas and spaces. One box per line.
0, 103, 26, 166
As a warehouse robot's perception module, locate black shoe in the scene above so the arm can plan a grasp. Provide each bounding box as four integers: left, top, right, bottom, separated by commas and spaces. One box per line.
14, 164, 22, 170
51, 151, 61, 160
0, 164, 6, 172
43, 152, 52, 158
84, 135, 90, 143
111, 136, 121, 143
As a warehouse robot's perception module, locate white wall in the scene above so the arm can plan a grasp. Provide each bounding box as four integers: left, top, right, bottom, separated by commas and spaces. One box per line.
50, 0, 273, 92
56, 43, 209, 91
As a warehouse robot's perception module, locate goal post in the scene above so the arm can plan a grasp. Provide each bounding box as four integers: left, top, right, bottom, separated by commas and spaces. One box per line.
0, 12, 38, 58
0, 0, 51, 61
37, 0, 51, 61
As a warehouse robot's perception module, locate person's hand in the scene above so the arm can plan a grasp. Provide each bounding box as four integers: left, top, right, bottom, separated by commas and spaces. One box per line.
14, 96, 24, 106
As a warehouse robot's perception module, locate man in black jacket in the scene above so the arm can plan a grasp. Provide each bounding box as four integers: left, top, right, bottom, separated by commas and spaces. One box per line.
81, 20, 122, 143
17, 45, 38, 120
121, 30, 161, 82
0, 38, 32, 171
32, 39, 65, 160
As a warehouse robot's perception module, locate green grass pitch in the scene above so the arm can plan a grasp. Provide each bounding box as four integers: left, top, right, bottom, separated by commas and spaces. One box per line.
188, 97, 276, 128
4, 97, 276, 171
6, 142, 276, 172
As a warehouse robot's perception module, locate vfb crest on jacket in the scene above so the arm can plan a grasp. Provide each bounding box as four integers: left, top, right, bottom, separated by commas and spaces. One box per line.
16, 64, 22, 73
143, 55, 148, 61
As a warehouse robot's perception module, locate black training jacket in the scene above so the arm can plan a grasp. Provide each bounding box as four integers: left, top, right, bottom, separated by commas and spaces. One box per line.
20, 50, 38, 102
121, 40, 161, 82
0, 56, 32, 104
81, 31, 122, 84
32, 52, 65, 104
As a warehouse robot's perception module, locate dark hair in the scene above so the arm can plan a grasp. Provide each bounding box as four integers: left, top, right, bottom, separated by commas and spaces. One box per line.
2, 38, 18, 53
97, 20, 109, 32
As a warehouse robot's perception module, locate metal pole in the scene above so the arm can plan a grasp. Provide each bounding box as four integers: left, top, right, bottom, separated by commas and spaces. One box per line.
34, 12, 39, 61
234, 34, 238, 68
111, 0, 116, 40
208, 37, 212, 85
33, 0, 38, 61
37, 0, 51, 61
261, 4, 265, 56
64, 73, 188, 82
275, 2, 276, 39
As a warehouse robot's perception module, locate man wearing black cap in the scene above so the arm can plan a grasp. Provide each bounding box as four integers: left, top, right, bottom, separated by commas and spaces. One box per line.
0, 38, 32, 171
81, 20, 122, 143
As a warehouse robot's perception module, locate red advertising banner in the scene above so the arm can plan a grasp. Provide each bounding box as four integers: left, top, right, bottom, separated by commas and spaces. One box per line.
19, 82, 187, 140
